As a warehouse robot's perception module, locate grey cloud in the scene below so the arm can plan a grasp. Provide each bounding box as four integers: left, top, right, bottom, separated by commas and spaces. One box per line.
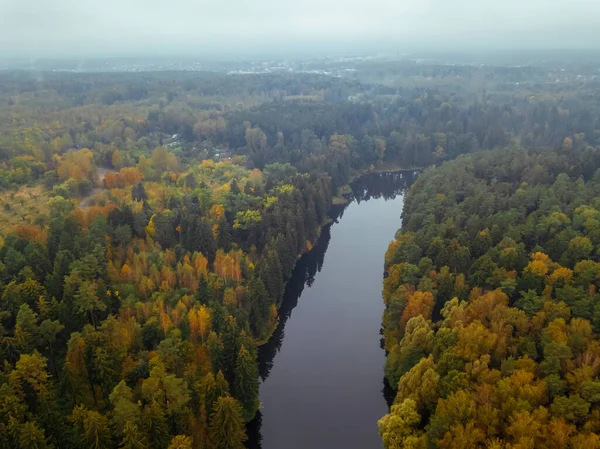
0, 0, 599, 57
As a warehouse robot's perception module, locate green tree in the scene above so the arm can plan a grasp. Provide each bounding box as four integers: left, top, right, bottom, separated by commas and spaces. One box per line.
221, 316, 240, 383
551, 395, 590, 424
378, 399, 424, 449
18, 421, 50, 449
15, 303, 39, 351
233, 345, 259, 421
259, 246, 283, 302
110, 381, 141, 436
74, 281, 106, 328
208, 397, 247, 449
141, 363, 191, 435
119, 421, 148, 449
248, 277, 271, 339
167, 435, 192, 449
142, 402, 170, 449
70, 405, 112, 449
39, 319, 64, 377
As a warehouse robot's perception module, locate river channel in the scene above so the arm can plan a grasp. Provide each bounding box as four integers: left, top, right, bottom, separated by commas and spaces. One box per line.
247, 171, 417, 449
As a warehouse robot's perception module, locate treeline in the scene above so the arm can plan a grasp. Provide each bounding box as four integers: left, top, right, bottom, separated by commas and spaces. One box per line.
380, 147, 600, 448
3, 69, 600, 197
221, 88, 600, 179
0, 157, 331, 448
0, 71, 358, 190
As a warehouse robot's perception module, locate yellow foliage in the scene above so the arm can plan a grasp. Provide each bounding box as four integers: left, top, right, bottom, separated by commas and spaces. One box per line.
57, 149, 94, 181
526, 260, 549, 277
224, 288, 237, 307
547, 267, 574, 286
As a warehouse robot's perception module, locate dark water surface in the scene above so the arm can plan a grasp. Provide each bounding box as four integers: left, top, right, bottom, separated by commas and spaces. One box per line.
247, 172, 416, 449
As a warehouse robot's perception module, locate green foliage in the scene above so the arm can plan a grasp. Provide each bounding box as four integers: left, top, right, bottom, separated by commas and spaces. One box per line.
233, 345, 259, 421
208, 397, 247, 449
381, 148, 600, 447
4, 62, 600, 449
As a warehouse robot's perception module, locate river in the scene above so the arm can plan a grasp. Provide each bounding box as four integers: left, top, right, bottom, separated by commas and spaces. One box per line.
247, 171, 417, 449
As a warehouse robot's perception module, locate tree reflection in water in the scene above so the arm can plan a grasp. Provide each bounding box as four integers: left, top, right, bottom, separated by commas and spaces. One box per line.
247, 171, 417, 449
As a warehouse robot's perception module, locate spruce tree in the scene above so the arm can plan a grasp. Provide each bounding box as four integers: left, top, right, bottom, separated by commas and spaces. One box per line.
70, 405, 112, 449
119, 421, 149, 449
142, 402, 170, 449
221, 316, 240, 384
208, 397, 247, 449
201, 371, 229, 418
249, 277, 271, 339
259, 246, 283, 302
233, 345, 259, 421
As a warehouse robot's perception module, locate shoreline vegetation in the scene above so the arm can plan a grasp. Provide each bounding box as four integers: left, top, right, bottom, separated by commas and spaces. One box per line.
380, 147, 600, 448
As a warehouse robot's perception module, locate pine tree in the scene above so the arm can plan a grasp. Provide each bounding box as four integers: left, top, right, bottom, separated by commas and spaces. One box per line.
221, 316, 240, 384
142, 402, 170, 449
233, 345, 259, 421
276, 231, 296, 279
259, 246, 283, 302
110, 381, 141, 436
249, 277, 271, 339
201, 371, 229, 418
167, 435, 192, 449
119, 421, 149, 449
216, 217, 232, 252
215, 370, 229, 398
305, 197, 318, 241
208, 397, 247, 449
230, 179, 241, 195
204, 331, 223, 373
196, 278, 213, 305
70, 405, 112, 449
132, 182, 147, 201
18, 421, 49, 449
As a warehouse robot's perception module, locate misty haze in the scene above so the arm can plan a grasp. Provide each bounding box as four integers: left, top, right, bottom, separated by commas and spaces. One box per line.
1, 0, 600, 57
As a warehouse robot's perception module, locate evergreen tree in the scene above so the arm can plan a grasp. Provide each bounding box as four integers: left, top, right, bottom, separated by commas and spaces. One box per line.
208, 397, 247, 449
132, 182, 147, 201
201, 371, 229, 418
233, 345, 259, 421
142, 402, 170, 449
248, 277, 271, 339
216, 217, 232, 252
70, 405, 112, 449
204, 331, 223, 373
276, 232, 296, 280
221, 316, 240, 384
196, 278, 213, 305
18, 421, 50, 449
259, 246, 283, 302
119, 421, 149, 449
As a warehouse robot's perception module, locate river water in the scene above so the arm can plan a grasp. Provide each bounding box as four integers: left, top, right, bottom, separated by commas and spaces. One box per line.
248, 172, 417, 449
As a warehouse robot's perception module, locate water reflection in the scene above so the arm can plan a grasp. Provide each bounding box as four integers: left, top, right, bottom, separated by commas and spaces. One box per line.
349, 170, 417, 204
257, 221, 334, 381
248, 171, 416, 449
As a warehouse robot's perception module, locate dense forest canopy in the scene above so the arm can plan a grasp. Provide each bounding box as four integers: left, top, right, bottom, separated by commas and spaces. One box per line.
1, 58, 600, 448
381, 148, 600, 448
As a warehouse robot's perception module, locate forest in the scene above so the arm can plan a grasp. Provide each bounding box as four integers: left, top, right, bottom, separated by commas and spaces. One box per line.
381, 148, 600, 448
1, 60, 600, 448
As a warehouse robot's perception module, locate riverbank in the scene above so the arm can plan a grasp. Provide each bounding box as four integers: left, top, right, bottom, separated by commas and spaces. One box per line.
251, 172, 415, 449
332, 164, 421, 205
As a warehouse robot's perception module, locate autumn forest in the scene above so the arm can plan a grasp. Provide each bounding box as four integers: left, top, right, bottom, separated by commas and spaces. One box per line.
2, 58, 600, 448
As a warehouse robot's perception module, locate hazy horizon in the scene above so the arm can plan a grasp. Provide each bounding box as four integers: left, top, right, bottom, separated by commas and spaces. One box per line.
1, 0, 600, 58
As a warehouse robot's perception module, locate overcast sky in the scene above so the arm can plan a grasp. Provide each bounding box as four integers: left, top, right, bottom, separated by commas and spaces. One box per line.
1, 0, 599, 57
